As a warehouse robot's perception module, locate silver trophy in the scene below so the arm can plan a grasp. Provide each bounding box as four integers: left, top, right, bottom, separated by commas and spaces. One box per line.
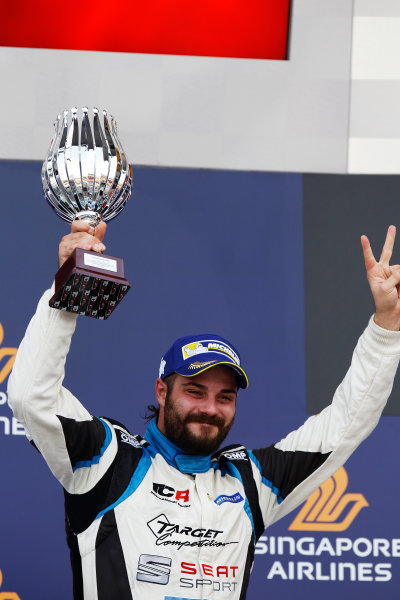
42, 106, 132, 319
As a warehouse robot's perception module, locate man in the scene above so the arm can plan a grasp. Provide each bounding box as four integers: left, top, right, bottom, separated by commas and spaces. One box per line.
8, 222, 400, 600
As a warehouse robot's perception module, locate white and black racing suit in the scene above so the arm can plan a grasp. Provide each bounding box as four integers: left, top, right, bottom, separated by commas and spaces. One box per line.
8, 288, 400, 599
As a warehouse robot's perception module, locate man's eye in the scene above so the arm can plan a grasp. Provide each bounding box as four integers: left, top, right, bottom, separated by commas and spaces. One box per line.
220, 396, 234, 403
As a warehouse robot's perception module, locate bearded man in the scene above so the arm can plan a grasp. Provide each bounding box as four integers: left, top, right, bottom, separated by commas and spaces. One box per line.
8, 222, 400, 600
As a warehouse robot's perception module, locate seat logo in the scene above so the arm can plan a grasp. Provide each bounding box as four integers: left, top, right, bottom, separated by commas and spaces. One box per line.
136, 554, 171, 585
289, 467, 369, 531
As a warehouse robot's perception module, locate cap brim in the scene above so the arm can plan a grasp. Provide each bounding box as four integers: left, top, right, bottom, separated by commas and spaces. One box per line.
176, 360, 249, 389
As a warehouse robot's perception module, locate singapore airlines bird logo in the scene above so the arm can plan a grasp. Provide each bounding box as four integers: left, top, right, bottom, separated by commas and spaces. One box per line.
0, 323, 17, 384
0, 568, 21, 599
289, 467, 369, 532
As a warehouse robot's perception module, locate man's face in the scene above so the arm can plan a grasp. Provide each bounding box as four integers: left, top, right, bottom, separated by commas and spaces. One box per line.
157, 366, 238, 455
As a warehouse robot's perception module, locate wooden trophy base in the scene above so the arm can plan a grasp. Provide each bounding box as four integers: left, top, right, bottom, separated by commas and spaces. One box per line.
49, 248, 130, 319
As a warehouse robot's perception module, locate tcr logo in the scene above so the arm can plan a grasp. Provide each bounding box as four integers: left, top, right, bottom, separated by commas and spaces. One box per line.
152, 482, 190, 504
0, 568, 21, 599
0, 323, 17, 384
289, 467, 368, 532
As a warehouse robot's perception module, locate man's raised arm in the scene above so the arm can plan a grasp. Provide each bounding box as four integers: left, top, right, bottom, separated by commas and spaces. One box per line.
7, 221, 118, 494
248, 226, 400, 528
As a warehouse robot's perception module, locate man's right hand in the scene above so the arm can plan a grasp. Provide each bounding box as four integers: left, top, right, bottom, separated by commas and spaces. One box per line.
59, 220, 107, 268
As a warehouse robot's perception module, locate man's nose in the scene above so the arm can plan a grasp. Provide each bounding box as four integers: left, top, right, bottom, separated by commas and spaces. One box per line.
198, 395, 218, 415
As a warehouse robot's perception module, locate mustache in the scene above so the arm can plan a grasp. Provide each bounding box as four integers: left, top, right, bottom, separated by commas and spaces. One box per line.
184, 413, 225, 428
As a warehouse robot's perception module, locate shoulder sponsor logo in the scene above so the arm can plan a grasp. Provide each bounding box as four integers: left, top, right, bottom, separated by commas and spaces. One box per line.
136, 554, 171, 585
0, 568, 21, 599
289, 467, 368, 532
256, 467, 398, 583
182, 340, 240, 365
147, 514, 238, 551
120, 431, 142, 448
214, 492, 244, 506
152, 483, 190, 507
222, 450, 247, 461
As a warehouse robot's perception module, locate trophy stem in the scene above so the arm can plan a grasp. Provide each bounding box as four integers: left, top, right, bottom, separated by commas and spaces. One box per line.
74, 210, 102, 234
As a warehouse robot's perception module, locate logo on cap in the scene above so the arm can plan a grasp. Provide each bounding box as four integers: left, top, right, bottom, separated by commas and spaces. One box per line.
182, 340, 240, 365
188, 360, 217, 370
159, 359, 166, 377
182, 342, 207, 359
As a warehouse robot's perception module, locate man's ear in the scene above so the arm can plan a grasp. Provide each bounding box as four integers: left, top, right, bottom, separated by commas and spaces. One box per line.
156, 378, 167, 408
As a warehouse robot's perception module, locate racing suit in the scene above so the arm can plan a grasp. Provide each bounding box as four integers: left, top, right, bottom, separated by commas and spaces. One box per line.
8, 288, 400, 600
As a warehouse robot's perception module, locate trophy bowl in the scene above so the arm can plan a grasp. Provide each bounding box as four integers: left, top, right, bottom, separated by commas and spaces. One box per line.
42, 106, 132, 320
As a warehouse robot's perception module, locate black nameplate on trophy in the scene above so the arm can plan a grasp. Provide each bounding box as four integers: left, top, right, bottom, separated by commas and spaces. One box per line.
49, 248, 130, 319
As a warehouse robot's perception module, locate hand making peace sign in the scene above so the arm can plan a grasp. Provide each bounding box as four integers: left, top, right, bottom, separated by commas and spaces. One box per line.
361, 225, 400, 331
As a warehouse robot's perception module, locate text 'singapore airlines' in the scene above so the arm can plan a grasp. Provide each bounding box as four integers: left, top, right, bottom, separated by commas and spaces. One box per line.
256, 468, 399, 582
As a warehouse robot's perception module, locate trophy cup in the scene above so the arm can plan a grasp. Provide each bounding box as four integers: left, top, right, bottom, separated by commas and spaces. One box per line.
42, 107, 132, 319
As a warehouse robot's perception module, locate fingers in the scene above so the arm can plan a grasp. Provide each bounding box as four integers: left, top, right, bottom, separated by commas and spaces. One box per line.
59, 224, 107, 268
70, 220, 107, 242
61, 231, 105, 250
95, 221, 107, 243
379, 225, 396, 265
71, 220, 92, 234
361, 235, 376, 271
381, 265, 400, 294
362, 225, 397, 273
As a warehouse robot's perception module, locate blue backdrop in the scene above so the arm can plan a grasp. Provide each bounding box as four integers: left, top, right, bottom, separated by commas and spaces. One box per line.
0, 161, 398, 598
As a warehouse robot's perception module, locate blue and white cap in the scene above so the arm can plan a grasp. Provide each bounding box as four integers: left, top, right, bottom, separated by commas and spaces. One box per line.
159, 333, 249, 389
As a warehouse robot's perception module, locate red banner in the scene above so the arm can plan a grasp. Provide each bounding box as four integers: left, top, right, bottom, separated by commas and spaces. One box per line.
1, 0, 291, 59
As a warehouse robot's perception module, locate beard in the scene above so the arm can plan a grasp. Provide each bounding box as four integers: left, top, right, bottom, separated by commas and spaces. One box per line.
163, 392, 234, 456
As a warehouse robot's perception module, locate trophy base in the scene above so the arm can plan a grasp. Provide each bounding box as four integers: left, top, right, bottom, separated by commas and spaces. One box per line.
49, 248, 130, 319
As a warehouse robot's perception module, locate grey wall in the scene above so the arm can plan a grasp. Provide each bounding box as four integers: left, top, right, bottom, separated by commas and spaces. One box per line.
304, 173, 400, 415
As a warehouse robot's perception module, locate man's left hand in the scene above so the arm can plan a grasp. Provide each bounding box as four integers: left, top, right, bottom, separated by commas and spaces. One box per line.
362, 225, 400, 331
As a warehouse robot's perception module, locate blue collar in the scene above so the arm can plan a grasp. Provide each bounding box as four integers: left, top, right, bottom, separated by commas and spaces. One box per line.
145, 418, 212, 474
